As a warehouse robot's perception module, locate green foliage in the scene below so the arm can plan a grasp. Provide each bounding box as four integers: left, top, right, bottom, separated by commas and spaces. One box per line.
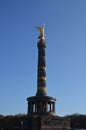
0, 115, 4, 118
0, 114, 26, 129
66, 114, 86, 129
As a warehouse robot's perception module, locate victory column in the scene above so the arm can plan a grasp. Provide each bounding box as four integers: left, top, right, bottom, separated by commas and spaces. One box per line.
26, 26, 70, 130
27, 26, 56, 116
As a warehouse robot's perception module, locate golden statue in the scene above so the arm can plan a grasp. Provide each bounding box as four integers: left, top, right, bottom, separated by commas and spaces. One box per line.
36, 26, 45, 40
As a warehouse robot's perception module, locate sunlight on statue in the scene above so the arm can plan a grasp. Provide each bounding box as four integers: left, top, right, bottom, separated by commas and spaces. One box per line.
36, 26, 45, 40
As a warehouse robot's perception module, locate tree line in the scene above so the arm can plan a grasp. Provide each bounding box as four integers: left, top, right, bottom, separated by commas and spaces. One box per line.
66, 113, 86, 129
0, 113, 86, 129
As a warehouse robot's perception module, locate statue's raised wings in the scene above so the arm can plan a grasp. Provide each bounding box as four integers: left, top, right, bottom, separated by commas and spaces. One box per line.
36, 26, 45, 40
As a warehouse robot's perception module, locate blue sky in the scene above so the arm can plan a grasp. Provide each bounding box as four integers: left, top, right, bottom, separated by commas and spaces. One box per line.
0, 0, 86, 116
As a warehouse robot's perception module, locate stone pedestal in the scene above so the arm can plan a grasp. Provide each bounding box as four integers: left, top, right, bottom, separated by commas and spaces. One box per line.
27, 115, 70, 130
